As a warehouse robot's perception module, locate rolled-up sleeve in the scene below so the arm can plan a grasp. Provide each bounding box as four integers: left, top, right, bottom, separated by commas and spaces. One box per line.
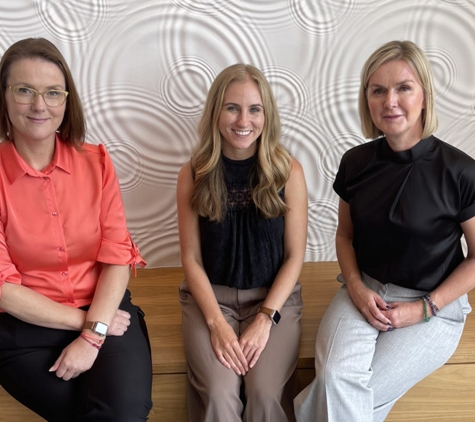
0, 220, 22, 300
95, 144, 146, 272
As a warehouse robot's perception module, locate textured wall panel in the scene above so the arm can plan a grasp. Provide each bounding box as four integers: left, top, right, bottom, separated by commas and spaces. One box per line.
1, 0, 474, 267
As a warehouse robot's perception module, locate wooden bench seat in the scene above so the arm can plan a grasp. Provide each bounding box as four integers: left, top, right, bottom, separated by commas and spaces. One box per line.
2, 262, 475, 421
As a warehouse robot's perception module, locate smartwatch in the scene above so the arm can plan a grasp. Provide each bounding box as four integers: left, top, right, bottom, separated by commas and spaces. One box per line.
83, 321, 108, 336
258, 307, 281, 325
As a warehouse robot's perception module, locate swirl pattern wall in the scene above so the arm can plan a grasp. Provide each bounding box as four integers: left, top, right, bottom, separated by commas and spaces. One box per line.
2, 0, 475, 267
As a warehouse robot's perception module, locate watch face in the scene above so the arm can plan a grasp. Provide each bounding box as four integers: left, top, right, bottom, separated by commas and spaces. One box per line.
94, 322, 108, 336
273, 311, 281, 325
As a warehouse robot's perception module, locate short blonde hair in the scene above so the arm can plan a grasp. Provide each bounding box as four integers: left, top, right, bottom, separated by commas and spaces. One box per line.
359, 40, 438, 139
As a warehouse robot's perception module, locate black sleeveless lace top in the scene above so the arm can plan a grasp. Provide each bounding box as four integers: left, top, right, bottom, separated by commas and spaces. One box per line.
199, 154, 284, 289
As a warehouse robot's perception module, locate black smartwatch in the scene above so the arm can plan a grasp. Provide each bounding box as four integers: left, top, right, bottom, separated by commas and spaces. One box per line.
258, 307, 281, 325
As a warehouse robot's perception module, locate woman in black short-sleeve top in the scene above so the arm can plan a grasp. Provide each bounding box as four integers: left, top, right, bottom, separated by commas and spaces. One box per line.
295, 40, 475, 422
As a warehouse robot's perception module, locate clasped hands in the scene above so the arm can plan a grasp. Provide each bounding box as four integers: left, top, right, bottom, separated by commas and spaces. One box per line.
49, 309, 131, 381
210, 313, 272, 376
349, 283, 427, 331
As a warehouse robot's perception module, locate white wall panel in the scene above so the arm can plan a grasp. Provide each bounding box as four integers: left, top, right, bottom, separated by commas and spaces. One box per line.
1, 0, 474, 267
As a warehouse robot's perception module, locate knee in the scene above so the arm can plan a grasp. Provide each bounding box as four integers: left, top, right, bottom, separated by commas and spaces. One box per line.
315, 355, 371, 389
205, 379, 240, 404
245, 380, 281, 408
246, 389, 280, 409
122, 388, 154, 419
81, 384, 152, 422
316, 358, 342, 382
110, 399, 153, 422
198, 380, 242, 418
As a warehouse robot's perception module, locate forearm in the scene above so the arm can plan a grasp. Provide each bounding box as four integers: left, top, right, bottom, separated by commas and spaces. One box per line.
335, 198, 364, 291
429, 218, 475, 311
177, 163, 226, 330
430, 257, 475, 310
85, 264, 130, 328
262, 256, 303, 311
336, 233, 363, 288
182, 259, 226, 329
0, 282, 86, 330
262, 157, 307, 311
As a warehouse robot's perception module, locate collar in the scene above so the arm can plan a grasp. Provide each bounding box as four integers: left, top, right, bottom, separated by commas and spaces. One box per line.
1, 134, 71, 184
380, 136, 436, 164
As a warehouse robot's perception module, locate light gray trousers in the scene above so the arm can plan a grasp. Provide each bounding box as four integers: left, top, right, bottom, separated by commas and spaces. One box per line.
179, 281, 303, 422
294, 272, 471, 422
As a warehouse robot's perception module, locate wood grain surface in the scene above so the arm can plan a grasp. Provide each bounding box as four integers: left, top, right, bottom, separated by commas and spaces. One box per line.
2, 262, 474, 421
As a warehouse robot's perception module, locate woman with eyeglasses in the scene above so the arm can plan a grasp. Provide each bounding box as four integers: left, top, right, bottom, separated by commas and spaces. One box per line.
0, 38, 152, 421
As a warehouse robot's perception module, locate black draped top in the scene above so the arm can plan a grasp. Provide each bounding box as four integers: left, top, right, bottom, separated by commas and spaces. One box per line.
199, 154, 284, 290
333, 136, 475, 291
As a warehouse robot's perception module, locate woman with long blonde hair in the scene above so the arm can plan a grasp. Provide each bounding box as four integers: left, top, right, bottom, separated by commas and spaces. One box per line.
177, 63, 308, 421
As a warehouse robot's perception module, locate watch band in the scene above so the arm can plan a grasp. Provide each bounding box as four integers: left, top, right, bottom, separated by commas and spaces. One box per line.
83, 321, 108, 336
258, 307, 281, 325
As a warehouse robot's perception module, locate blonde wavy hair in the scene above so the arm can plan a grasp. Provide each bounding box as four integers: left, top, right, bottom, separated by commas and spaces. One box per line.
190, 63, 291, 222
359, 40, 438, 140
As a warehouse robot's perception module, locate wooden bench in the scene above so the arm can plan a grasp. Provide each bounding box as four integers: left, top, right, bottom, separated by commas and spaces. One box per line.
2, 262, 475, 421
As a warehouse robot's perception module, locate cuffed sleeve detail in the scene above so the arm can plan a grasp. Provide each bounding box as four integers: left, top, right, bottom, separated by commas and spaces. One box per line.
0, 264, 22, 306
96, 144, 147, 276
0, 139, 147, 308
97, 234, 146, 276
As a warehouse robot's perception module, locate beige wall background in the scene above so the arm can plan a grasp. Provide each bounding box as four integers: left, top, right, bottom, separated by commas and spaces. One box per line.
1, 0, 475, 267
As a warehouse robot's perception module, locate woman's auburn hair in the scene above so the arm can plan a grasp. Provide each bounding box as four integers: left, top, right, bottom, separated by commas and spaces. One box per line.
0, 37, 86, 148
359, 40, 438, 140
190, 63, 291, 222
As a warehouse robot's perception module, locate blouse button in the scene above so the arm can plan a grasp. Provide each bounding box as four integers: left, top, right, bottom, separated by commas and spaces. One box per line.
59, 247, 65, 252
62, 272, 67, 277
52, 211, 58, 216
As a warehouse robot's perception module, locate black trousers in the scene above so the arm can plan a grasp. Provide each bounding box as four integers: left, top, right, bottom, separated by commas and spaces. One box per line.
0, 290, 153, 421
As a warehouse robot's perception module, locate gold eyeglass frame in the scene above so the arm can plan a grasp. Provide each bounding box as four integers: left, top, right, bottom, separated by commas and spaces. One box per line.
8, 85, 69, 107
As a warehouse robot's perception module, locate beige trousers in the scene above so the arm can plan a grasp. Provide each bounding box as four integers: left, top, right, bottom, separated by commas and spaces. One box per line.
179, 281, 303, 422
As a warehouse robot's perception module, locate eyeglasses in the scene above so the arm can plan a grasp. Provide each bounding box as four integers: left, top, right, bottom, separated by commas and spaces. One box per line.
8, 85, 69, 107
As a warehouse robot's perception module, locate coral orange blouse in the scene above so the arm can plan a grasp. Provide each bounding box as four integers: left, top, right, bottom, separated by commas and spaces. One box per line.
0, 137, 145, 309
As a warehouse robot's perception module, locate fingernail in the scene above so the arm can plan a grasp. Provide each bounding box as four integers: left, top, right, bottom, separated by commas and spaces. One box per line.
386, 305, 392, 309
387, 322, 392, 325
388, 327, 393, 331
